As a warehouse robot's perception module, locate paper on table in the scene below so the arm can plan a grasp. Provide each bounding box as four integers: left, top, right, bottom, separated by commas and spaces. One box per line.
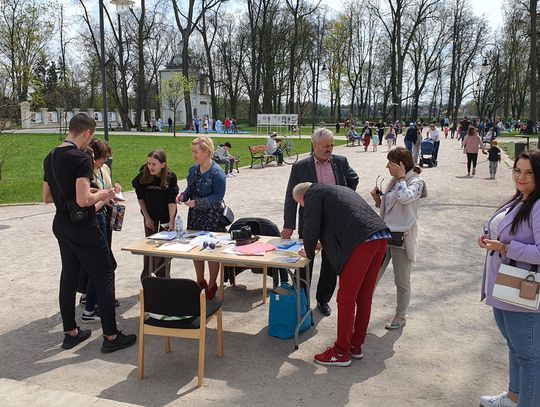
115, 191, 125, 201
190, 236, 220, 246
184, 231, 212, 238
148, 231, 177, 240
277, 243, 303, 255
222, 246, 266, 256
158, 242, 196, 252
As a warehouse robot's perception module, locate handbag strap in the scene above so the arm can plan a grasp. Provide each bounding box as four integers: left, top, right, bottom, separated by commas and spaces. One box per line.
507, 259, 538, 273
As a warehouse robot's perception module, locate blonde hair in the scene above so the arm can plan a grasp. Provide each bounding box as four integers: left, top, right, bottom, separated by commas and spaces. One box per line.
192, 136, 214, 157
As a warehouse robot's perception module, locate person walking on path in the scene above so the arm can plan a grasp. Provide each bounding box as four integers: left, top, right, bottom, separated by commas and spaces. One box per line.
404, 123, 418, 153
463, 127, 487, 176
427, 124, 441, 166
42, 113, 136, 353
281, 128, 359, 316
167, 117, 173, 133
371, 147, 427, 330
294, 182, 389, 366
487, 140, 501, 180
478, 149, 540, 407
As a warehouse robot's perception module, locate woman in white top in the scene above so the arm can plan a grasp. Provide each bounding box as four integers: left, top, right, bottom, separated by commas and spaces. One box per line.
371, 147, 427, 329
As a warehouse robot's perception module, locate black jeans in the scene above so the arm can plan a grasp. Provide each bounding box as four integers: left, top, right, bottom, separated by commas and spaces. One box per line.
53, 214, 117, 335
466, 153, 478, 173
300, 250, 337, 304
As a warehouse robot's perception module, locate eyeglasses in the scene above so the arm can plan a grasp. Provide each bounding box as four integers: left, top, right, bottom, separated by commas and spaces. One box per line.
512, 168, 534, 178
375, 175, 385, 195
202, 241, 216, 250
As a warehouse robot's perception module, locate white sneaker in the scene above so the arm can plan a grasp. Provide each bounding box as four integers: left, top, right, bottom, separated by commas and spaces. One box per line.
227, 173, 234, 178
480, 392, 517, 407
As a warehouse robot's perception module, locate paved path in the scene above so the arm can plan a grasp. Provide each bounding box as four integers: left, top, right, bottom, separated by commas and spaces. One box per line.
0, 136, 517, 406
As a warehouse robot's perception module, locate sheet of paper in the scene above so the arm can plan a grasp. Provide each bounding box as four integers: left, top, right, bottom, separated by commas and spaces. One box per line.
190, 235, 220, 246
114, 191, 125, 201
277, 243, 303, 255
148, 231, 177, 240
222, 246, 266, 256
157, 242, 196, 252
184, 231, 212, 238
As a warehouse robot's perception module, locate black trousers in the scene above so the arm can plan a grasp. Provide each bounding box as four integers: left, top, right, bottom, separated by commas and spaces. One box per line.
53, 214, 117, 335
300, 250, 337, 304
466, 153, 479, 173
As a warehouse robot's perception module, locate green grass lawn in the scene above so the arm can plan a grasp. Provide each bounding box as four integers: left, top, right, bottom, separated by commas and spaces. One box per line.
0, 134, 342, 205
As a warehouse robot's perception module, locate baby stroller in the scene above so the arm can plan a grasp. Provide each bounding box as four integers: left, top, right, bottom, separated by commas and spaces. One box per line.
419, 138, 435, 167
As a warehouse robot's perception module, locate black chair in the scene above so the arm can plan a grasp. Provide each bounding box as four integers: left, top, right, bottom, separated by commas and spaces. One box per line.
225, 217, 289, 287
138, 278, 223, 387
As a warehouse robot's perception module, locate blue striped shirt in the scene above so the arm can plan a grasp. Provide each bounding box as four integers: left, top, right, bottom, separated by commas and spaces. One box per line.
364, 229, 392, 243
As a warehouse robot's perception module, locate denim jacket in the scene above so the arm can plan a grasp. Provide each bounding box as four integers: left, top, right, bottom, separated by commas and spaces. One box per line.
182, 161, 226, 210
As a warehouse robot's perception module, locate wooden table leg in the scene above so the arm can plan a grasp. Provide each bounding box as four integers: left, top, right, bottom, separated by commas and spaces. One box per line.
262, 266, 267, 304
219, 262, 225, 300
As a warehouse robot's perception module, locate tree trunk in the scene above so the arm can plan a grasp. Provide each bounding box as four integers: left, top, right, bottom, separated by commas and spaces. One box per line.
530, 0, 538, 124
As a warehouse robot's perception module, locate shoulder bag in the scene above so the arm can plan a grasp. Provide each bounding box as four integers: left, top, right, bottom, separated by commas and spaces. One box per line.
50, 149, 89, 223
492, 259, 540, 310
219, 202, 235, 228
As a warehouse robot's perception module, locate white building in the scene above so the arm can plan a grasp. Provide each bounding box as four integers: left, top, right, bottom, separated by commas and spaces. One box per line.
159, 54, 212, 125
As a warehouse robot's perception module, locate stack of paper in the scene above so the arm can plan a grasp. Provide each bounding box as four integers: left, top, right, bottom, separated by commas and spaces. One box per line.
158, 242, 196, 252
148, 231, 177, 240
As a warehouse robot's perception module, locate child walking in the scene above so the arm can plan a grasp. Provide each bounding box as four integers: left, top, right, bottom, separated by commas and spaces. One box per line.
487, 140, 501, 179
371, 133, 379, 151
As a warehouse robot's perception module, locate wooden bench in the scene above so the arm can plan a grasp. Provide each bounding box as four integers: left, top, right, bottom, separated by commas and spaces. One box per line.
248, 145, 276, 168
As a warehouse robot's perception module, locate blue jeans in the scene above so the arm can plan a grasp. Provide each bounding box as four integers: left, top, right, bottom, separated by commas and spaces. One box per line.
493, 308, 540, 406
404, 139, 413, 152
273, 149, 283, 164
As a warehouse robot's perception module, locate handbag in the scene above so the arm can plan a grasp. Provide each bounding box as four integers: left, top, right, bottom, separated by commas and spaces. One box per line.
388, 231, 405, 247
219, 202, 235, 228
50, 149, 89, 223
492, 260, 540, 310
268, 283, 312, 339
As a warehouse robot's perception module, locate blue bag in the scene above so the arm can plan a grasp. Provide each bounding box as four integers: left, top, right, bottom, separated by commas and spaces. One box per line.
268, 283, 312, 339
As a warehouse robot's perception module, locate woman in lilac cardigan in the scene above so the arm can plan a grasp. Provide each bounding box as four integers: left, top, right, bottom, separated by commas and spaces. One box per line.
478, 150, 540, 407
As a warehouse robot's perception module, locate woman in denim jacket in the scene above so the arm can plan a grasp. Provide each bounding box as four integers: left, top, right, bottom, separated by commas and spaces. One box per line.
478, 150, 540, 407
177, 136, 226, 300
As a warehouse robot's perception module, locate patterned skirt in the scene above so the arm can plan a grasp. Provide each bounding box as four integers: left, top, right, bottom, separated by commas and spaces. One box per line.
187, 203, 227, 233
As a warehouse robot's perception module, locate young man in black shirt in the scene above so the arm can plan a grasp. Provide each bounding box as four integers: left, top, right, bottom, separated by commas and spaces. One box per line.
43, 113, 136, 352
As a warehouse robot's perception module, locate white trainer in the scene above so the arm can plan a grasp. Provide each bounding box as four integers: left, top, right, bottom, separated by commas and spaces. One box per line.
480, 392, 517, 407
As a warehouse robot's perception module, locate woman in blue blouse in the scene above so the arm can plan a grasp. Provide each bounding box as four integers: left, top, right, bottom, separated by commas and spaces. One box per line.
177, 136, 226, 300
478, 150, 540, 407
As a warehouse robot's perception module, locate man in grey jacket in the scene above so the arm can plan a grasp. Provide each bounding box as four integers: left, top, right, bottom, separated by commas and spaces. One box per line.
281, 128, 359, 316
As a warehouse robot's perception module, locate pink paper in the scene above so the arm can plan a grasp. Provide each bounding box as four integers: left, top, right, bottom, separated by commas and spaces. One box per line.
234, 242, 277, 255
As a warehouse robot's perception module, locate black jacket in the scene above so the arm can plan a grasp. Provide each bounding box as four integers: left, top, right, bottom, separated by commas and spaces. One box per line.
283, 154, 359, 236
302, 184, 388, 275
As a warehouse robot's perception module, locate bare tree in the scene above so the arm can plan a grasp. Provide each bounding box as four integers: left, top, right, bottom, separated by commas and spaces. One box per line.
171, 0, 225, 129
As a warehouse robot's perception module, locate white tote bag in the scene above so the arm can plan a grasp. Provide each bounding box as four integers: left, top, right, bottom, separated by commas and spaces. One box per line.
492, 261, 540, 310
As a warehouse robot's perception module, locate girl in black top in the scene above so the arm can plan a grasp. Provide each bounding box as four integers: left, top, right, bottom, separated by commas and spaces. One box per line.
132, 149, 179, 281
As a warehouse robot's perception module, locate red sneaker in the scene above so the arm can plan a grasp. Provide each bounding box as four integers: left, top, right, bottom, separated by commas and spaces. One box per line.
314, 347, 351, 367
350, 346, 364, 359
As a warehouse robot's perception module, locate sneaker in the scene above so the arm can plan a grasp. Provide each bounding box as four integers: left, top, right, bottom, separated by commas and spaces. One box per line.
350, 346, 364, 359
62, 327, 91, 350
472, 168, 476, 175
314, 347, 351, 367
79, 296, 87, 307
385, 316, 407, 330
467, 172, 471, 176
227, 173, 234, 178
480, 392, 517, 407
101, 331, 137, 353
82, 309, 101, 322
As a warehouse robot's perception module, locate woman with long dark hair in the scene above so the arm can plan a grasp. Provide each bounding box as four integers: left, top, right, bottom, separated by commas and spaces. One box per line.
132, 149, 179, 281
478, 150, 540, 407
